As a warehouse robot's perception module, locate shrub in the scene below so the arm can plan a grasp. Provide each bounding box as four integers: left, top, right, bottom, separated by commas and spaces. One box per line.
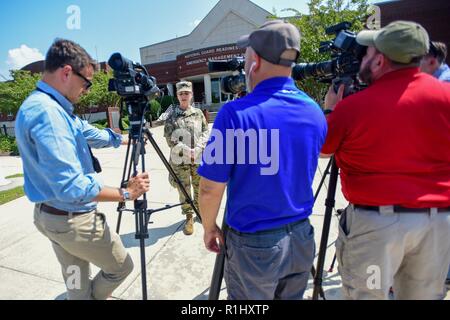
147, 99, 162, 121
0, 135, 19, 155
159, 95, 178, 113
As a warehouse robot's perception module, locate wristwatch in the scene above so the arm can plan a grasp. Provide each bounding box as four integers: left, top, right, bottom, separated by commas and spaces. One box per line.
120, 188, 131, 202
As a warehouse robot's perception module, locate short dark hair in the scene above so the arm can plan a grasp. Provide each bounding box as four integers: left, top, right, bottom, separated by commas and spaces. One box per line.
44, 39, 96, 73
429, 41, 448, 64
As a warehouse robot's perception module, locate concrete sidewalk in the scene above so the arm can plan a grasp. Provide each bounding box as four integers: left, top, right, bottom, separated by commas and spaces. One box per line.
0, 125, 448, 300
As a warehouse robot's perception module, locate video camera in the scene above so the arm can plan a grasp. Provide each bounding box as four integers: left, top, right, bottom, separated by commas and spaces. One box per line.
292, 22, 367, 95
108, 53, 160, 99
208, 57, 246, 95
108, 53, 161, 138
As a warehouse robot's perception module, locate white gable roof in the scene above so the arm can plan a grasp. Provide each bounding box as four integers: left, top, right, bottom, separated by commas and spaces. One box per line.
140, 0, 271, 65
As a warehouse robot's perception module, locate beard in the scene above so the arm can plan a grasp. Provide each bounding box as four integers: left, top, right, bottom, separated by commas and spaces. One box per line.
358, 57, 375, 85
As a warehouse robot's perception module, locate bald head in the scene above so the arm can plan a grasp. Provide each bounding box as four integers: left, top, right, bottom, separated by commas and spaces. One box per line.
244, 47, 294, 91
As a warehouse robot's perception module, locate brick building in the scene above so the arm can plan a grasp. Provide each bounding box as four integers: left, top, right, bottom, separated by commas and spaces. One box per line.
377, 0, 450, 65
140, 0, 271, 108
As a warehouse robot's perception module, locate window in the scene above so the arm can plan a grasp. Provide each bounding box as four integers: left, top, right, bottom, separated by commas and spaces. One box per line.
211, 79, 221, 103
211, 78, 233, 104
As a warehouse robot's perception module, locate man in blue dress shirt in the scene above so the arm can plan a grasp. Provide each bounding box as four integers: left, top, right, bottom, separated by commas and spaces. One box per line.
15, 39, 150, 300
420, 41, 450, 82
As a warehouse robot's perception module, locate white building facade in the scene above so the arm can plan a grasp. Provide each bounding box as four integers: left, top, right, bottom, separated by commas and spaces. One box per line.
140, 0, 271, 108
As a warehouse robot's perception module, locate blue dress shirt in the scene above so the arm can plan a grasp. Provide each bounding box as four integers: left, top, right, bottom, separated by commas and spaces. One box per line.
15, 80, 122, 212
434, 63, 450, 82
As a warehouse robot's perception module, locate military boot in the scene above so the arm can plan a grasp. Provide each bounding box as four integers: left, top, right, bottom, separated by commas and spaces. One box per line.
183, 214, 194, 236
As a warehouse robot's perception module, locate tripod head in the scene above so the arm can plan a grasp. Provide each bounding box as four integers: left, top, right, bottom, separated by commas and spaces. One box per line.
121, 97, 150, 140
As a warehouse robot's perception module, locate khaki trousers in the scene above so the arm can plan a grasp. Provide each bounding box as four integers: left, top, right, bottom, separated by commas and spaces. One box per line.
336, 204, 450, 300
33, 204, 134, 300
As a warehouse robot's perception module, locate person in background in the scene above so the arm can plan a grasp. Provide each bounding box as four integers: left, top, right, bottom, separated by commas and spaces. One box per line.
420, 41, 450, 82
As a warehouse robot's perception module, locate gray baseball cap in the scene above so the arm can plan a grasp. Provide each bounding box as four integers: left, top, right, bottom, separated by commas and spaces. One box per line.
237, 20, 300, 66
356, 21, 429, 64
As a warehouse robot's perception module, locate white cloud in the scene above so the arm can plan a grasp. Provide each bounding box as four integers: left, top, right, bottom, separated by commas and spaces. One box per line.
6, 45, 45, 70
189, 19, 201, 28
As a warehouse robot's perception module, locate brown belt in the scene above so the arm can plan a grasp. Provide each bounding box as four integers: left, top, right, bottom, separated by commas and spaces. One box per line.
41, 204, 91, 216
354, 205, 450, 214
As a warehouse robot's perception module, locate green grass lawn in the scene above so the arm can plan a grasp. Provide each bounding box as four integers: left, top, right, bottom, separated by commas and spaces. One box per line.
0, 186, 25, 205
0, 174, 25, 205
5, 174, 24, 179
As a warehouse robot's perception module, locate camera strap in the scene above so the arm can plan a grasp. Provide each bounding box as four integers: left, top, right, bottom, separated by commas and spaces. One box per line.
35, 87, 102, 173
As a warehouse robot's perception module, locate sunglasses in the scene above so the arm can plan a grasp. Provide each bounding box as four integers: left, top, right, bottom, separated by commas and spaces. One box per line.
62, 65, 93, 90
73, 70, 93, 90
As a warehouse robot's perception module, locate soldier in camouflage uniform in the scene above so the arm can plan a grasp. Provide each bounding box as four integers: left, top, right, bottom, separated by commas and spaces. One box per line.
164, 81, 209, 235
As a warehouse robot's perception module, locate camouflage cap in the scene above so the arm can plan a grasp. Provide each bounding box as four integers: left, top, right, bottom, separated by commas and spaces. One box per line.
356, 21, 429, 64
176, 81, 193, 93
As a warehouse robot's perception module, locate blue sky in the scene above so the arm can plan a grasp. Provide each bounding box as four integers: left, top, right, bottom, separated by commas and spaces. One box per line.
0, 0, 374, 81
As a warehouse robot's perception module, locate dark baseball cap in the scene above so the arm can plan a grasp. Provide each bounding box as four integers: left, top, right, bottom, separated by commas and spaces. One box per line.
237, 20, 300, 66
356, 21, 429, 64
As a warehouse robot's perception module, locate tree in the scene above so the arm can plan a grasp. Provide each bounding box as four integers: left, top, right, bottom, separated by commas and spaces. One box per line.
283, 0, 370, 105
147, 99, 162, 121
75, 70, 121, 117
0, 70, 41, 115
158, 95, 179, 113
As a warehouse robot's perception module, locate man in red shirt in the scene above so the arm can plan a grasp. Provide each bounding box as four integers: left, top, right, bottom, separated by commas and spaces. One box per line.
323, 21, 450, 300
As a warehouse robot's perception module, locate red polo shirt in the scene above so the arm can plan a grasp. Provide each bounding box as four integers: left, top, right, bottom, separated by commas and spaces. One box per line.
322, 68, 450, 208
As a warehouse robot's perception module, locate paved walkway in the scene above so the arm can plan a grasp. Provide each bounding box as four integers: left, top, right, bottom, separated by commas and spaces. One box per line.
0, 125, 448, 300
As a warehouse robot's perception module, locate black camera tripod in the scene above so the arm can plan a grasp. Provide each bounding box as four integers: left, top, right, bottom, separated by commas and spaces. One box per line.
208, 159, 340, 300
115, 99, 201, 300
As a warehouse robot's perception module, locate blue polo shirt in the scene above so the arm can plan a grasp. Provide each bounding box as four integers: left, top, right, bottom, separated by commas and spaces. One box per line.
198, 77, 327, 233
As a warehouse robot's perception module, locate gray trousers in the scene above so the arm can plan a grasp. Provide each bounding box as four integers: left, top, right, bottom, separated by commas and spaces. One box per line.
336, 205, 450, 300
224, 218, 315, 300
34, 204, 134, 300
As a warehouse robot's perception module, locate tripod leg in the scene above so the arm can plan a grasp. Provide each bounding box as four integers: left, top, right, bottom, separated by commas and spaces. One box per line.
208, 217, 227, 300
116, 135, 133, 234
328, 254, 338, 273
116, 211, 123, 234
310, 265, 326, 299
136, 203, 148, 300
143, 128, 202, 222
314, 158, 333, 202
312, 158, 339, 300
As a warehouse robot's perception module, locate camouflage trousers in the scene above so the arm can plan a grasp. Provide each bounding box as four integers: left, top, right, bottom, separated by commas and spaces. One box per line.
169, 164, 200, 216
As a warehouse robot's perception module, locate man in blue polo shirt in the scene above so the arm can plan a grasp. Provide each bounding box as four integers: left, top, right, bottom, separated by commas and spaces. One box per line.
198, 20, 327, 300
